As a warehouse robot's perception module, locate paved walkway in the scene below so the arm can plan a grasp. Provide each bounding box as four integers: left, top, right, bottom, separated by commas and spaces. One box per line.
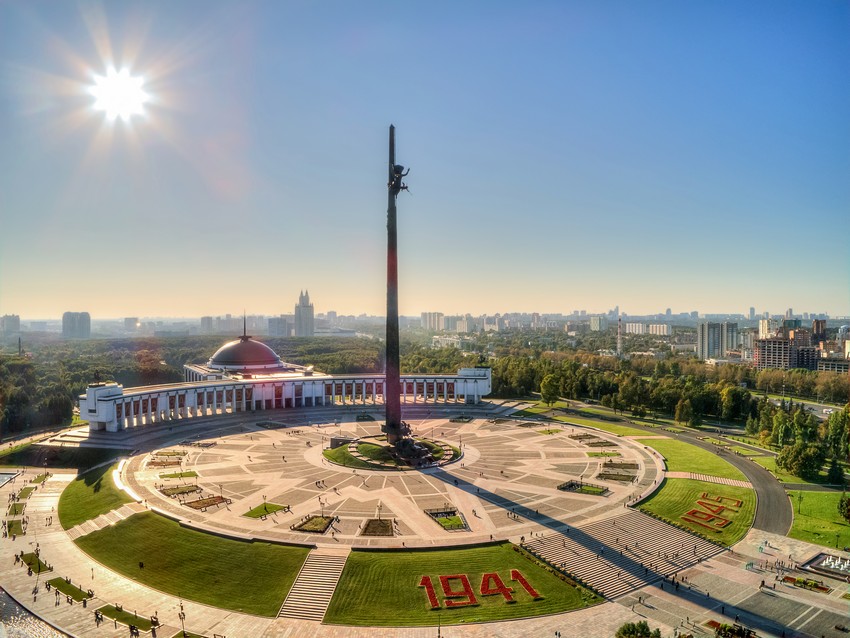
66, 503, 146, 540
665, 471, 753, 488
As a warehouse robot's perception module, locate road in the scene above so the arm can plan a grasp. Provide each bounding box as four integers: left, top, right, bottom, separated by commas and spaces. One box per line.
671, 428, 792, 535
542, 404, 794, 537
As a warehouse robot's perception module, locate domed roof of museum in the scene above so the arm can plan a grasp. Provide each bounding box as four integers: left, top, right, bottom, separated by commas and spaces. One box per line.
208, 335, 283, 369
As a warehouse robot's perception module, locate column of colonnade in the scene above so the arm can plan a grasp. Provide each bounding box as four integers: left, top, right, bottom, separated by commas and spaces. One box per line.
102, 373, 478, 433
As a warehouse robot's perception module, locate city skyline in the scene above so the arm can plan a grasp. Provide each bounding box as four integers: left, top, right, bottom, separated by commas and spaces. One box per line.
1, 1, 848, 317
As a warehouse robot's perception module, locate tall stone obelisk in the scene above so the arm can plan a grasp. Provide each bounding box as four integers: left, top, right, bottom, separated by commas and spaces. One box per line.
383, 125, 408, 445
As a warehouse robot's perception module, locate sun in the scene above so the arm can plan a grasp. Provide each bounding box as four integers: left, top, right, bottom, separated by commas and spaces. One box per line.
89, 67, 148, 121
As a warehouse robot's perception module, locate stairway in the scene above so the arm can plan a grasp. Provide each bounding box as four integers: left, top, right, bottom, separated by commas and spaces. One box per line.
278, 547, 350, 621
524, 509, 723, 599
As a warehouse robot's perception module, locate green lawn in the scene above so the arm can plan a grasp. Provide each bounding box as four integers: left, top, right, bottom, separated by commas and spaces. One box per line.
552, 416, 648, 437
17, 487, 35, 499
22, 552, 50, 573
434, 515, 466, 531
159, 471, 199, 479
750, 457, 830, 485
58, 463, 134, 530
538, 429, 562, 435
75, 512, 309, 616
243, 502, 287, 518
636, 438, 746, 481
30, 473, 50, 484
729, 446, 762, 457
325, 543, 600, 626
323, 445, 373, 469
576, 485, 606, 496
97, 605, 153, 631
786, 490, 850, 549
8, 503, 25, 516
0, 445, 127, 470
587, 452, 620, 458
700, 437, 726, 446
724, 435, 778, 453
7, 519, 25, 536
639, 479, 756, 546
357, 442, 397, 464
47, 578, 92, 601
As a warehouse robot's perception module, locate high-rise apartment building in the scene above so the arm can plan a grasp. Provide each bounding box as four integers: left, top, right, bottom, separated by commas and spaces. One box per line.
811, 319, 827, 344
294, 291, 314, 337
648, 324, 671, 336
624, 322, 646, 335
268, 315, 294, 337
0, 314, 20, 335
590, 316, 608, 332
62, 312, 91, 339
697, 322, 722, 360
420, 312, 444, 331
754, 338, 791, 370
200, 316, 214, 334
758, 319, 776, 339
697, 321, 736, 359
722, 322, 738, 353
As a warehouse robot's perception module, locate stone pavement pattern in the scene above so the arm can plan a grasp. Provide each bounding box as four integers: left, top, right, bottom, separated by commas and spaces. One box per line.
2, 407, 849, 637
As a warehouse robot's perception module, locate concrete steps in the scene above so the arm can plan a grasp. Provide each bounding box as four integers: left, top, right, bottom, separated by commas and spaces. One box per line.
278, 548, 349, 621
524, 509, 724, 599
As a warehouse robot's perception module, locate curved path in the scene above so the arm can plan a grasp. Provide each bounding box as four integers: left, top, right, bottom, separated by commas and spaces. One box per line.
544, 405, 793, 536
670, 429, 792, 535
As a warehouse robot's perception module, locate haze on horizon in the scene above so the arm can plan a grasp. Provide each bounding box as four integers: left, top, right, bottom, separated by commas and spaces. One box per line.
1, 1, 848, 320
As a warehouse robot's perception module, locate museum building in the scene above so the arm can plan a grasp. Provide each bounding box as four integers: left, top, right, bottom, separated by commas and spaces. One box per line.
79, 334, 492, 432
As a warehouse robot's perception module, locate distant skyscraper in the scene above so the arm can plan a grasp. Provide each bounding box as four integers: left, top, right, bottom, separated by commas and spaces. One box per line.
748, 307, 756, 320
785, 307, 794, 319
200, 316, 213, 334
697, 322, 722, 360
62, 311, 91, 339
124, 317, 139, 331
294, 291, 314, 337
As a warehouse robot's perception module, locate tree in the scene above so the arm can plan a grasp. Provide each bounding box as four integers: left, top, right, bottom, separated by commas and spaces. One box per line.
675, 398, 693, 425
540, 374, 560, 406
839, 493, 850, 525
615, 620, 661, 638
776, 442, 827, 481
827, 459, 845, 486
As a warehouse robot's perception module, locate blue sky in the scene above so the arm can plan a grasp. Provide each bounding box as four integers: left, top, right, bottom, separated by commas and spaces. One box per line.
1, 1, 848, 319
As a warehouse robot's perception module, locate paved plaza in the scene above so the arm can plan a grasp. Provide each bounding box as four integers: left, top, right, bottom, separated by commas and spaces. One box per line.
1, 403, 849, 637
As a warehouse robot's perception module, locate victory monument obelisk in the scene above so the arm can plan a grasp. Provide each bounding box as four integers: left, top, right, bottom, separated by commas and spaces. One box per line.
382, 124, 410, 447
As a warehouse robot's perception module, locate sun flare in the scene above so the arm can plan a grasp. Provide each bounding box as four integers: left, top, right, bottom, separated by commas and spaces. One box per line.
89, 67, 148, 121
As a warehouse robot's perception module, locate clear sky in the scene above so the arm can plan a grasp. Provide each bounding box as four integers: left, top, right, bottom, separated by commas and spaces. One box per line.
1, 1, 848, 319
